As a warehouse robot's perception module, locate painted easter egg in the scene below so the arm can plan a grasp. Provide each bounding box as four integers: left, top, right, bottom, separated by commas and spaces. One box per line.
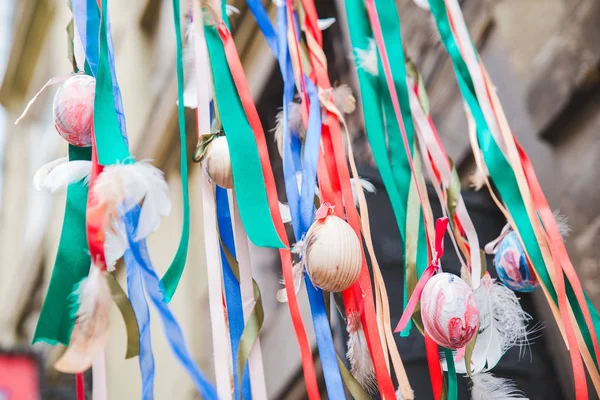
420, 272, 479, 349
493, 231, 538, 292
53, 75, 96, 147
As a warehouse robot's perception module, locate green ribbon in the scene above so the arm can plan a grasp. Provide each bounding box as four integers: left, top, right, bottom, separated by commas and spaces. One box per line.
427, 0, 600, 370
94, 0, 130, 165
106, 272, 140, 359
346, 0, 428, 337
159, 0, 191, 302
444, 348, 457, 400
33, 146, 92, 345
203, 16, 283, 249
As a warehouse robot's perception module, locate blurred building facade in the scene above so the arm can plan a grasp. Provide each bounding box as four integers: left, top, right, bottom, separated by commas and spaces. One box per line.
0, 0, 598, 399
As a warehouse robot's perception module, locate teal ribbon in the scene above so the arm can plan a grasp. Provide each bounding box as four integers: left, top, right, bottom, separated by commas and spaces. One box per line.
203, 15, 284, 249
159, 0, 191, 302
33, 146, 92, 345
346, 0, 428, 336
427, 0, 600, 369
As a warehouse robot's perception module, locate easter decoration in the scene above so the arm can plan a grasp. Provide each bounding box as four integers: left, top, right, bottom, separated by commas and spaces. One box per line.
20, 0, 600, 398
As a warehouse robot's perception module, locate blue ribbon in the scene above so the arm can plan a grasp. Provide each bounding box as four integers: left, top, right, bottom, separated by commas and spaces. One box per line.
245, 2, 346, 397
216, 187, 252, 400
124, 208, 218, 400
73, 0, 127, 142
124, 209, 156, 399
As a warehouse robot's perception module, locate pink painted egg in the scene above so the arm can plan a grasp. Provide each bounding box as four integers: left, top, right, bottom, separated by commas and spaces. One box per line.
420, 272, 479, 349
53, 75, 96, 147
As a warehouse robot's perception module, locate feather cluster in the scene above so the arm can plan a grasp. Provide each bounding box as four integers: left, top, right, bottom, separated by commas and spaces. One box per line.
273, 85, 356, 157
471, 372, 529, 400
276, 260, 304, 303
552, 209, 571, 239
54, 266, 111, 373
347, 312, 377, 394
93, 161, 171, 240
448, 274, 531, 375
33, 158, 91, 192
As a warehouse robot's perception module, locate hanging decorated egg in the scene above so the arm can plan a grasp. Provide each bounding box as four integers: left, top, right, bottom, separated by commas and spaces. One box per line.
303, 205, 362, 292
201, 135, 233, 189
420, 272, 479, 349
52, 75, 96, 147
493, 230, 538, 292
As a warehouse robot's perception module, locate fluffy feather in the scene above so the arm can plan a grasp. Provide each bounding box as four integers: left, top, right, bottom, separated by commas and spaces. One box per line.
347, 312, 377, 394
332, 84, 356, 115
354, 40, 379, 76
225, 4, 240, 16
37, 160, 92, 192
413, 0, 431, 10
104, 218, 128, 271
276, 260, 304, 303
317, 18, 336, 31
471, 372, 528, 400
33, 157, 67, 191
552, 209, 571, 239
273, 102, 305, 157
54, 266, 111, 373
93, 161, 171, 240
352, 178, 376, 206
452, 274, 531, 374
396, 387, 414, 400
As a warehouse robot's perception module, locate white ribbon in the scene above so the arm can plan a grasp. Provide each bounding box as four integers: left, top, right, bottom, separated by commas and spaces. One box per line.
92, 351, 107, 400
231, 191, 269, 400
408, 76, 482, 289
193, 1, 233, 398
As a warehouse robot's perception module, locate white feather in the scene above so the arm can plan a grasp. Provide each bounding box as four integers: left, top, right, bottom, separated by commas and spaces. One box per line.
347, 313, 377, 394
33, 157, 67, 191
552, 209, 571, 239
279, 202, 292, 224
104, 218, 128, 271
225, 4, 240, 16
471, 372, 528, 400
413, 0, 431, 10
451, 275, 531, 374
93, 161, 171, 240
40, 160, 92, 192
54, 266, 111, 373
276, 260, 304, 303
354, 40, 379, 76
396, 387, 414, 400
352, 178, 376, 207
317, 17, 336, 31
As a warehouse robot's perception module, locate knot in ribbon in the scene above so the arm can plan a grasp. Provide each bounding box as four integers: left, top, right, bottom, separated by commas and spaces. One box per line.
394, 216, 449, 333
483, 222, 512, 255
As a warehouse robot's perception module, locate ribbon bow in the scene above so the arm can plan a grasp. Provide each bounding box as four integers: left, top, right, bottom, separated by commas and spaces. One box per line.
394, 216, 449, 333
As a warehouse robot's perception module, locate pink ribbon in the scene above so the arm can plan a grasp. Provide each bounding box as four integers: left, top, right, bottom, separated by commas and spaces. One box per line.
394, 217, 449, 333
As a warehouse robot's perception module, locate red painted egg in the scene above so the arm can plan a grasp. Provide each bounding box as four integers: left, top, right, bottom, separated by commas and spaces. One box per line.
53, 75, 95, 147
420, 272, 479, 349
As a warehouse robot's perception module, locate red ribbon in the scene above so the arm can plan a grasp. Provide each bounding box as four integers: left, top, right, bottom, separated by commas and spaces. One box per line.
298, 22, 397, 400
86, 125, 107, 270
217, 22, 320, 399
394, 217, 449, 333
76, 372, 85, 400
425, 334, 443, 400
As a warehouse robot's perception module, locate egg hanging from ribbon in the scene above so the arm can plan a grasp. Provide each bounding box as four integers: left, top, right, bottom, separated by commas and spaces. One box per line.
200, 135, 233, 189
420, 272, 479, 349
303, 204, 362, 292
493, 230, 538, 292
53, 75, 96, 147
